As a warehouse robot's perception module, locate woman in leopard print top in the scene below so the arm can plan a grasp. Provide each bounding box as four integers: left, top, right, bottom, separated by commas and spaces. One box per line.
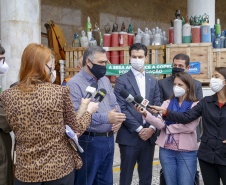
0, 43, 98, 184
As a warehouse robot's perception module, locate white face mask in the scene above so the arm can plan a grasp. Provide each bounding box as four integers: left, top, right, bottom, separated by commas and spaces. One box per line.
173, 85, 186, 97
130, 58, 145, 71
51, 70, 56, 83
210, 78, 225, 92
0, 59, 9, 75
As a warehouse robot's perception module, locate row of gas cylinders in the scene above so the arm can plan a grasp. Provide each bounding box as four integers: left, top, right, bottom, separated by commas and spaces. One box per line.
169, 20, 211, 44
212, 30, 226, 48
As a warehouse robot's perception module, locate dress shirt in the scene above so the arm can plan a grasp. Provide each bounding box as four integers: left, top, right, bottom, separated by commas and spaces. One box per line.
67, 68, 121, 133
131, 67, 156, 132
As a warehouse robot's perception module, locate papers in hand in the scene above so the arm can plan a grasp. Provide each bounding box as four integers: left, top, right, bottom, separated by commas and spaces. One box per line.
65, 125, 84, 153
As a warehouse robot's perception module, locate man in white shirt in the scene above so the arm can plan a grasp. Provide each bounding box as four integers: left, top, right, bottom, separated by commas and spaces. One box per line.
114, 43, 161, 185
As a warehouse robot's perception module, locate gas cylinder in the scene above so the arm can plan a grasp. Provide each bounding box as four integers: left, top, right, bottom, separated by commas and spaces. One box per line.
192, 26, 201, 43
141, 28, 150, 46
169, 27, 174, 44
119, 32, 128, 64
174, 19, 182, 44
103, 33, 111, 61
93, 23, 100, 46
134, 33, 142, 44
220, 31, 225, 48
152, 27, 162, 45
87, 16, 92, 42
80, 30, 89, 47
211, 28, 215, 47
214, 34, 221, 48
163, 31, 168, 45
89, 38, 97, 46
201, 23, 211, 43
215, 19, 221, 37
148, 30, 153, 45
72, 33, 80, 47
128, 33, 134, 46
182, 17, 191, 43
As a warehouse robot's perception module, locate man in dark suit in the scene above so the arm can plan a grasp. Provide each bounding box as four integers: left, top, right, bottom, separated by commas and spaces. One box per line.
158, 53, 203, 103
158, 53, 203, 185
114, 43, 161, 185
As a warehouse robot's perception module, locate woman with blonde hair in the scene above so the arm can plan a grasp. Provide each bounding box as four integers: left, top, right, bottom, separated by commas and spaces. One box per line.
0, 43, 98, 185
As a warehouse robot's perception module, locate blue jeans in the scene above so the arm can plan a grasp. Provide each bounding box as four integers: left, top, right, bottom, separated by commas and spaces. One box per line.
74, 134, 114, 185
159, 147, 197, 185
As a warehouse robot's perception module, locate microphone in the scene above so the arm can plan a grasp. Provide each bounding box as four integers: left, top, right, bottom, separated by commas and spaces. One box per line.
94, 88, 107, 103
119, 88, 139, 106
84, 83, 98, 99
134, 95, 151, 109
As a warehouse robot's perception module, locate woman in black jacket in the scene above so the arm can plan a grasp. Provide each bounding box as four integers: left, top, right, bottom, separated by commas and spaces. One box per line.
150, 67, 226, 185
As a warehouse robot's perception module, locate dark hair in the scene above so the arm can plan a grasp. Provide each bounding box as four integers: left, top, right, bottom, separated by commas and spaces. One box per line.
173, 53, 190, 67
0, 45, 5, 55
170, 72, 198, 102
129, 43, 147, 57
215, 67, 226, 95
83, 46, 106, 66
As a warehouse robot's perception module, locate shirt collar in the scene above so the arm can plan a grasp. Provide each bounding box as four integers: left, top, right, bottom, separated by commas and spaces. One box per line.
80, 68, 96, 82
131, 67, 145, 77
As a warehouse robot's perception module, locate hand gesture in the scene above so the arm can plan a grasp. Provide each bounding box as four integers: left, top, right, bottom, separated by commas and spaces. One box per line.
87, 102, 99, 114
81, 98, 91, 105
134, 105, 147, 117
139, 128, 155, 141
148, 106, 166, 115
108, 106, 126, 125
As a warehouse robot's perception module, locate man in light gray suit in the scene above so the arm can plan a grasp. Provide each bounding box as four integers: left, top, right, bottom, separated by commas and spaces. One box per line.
158, 53, 203, 185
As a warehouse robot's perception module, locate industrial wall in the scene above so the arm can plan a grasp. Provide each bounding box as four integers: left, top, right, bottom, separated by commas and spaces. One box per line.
41, 0, 226, 46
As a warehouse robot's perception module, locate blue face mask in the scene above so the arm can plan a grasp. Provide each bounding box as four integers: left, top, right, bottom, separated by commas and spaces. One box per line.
87, 59, 106, 80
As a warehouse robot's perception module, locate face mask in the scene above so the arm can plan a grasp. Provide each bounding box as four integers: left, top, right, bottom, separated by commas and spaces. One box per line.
0, 59, 9, 75
51, 70, 56, 83
210, 78, 225, 92
130, 58, 145, 71
173, 85, 186, 97
87, 60, 106, 80
172, 68, 184, 77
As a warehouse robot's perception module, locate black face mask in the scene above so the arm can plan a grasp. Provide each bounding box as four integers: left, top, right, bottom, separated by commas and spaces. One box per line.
172, 67, 185, 77
87, 60, 106, 80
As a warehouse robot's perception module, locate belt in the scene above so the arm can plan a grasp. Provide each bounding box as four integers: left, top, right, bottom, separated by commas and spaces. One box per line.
83, 131, 114, 137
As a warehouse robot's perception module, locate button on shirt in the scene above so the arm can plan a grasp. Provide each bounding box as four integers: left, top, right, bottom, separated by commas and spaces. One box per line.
131, 68, 156, 132
67, 68, 121, 133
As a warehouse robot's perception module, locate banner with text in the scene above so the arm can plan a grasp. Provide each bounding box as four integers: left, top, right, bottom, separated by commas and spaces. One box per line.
106, 62, 200, 76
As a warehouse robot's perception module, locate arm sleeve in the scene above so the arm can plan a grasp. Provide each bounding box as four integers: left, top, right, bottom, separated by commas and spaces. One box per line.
166, 102, 200, 134
63, 86, 91, 134
158, 80, 164, 104
164, 100, 203, 124
114, 77, 141, 133
0, 101, 11, 133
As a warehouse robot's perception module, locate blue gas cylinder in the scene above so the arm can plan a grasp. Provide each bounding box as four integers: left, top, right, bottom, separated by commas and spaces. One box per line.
211, 28, 215, 47
220, 31, 225, 48
201, 22, 211, 42
214, 34, 221, 48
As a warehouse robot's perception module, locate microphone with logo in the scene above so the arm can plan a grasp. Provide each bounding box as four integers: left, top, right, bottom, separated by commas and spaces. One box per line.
119, 88, 139, 106
134, 95, 159, 113
94, 88, 107, 103
84, 83, 98, 99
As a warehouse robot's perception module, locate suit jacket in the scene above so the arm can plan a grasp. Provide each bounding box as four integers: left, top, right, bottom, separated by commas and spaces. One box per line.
158, 76, 203, 103
0, 83, 91, 182
114, 70, 161, 146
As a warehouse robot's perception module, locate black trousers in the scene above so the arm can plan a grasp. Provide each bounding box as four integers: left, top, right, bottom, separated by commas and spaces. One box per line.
14, 170, 74, 185
119, 139, 155, 185
199, 159, 226, 185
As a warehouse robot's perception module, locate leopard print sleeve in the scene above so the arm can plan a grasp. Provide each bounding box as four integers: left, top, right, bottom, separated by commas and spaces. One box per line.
63, 86, 91, 134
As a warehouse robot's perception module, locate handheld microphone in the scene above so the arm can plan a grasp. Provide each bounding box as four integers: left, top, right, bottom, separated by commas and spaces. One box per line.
94, 88, 107, 103
134, 95, 151, 109
119, 88, 138, 105
84, 83, 98, 99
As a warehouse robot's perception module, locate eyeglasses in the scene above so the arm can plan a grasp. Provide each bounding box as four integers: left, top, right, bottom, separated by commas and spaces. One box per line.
0, 57, 5, 64
45, 64, 52, 75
